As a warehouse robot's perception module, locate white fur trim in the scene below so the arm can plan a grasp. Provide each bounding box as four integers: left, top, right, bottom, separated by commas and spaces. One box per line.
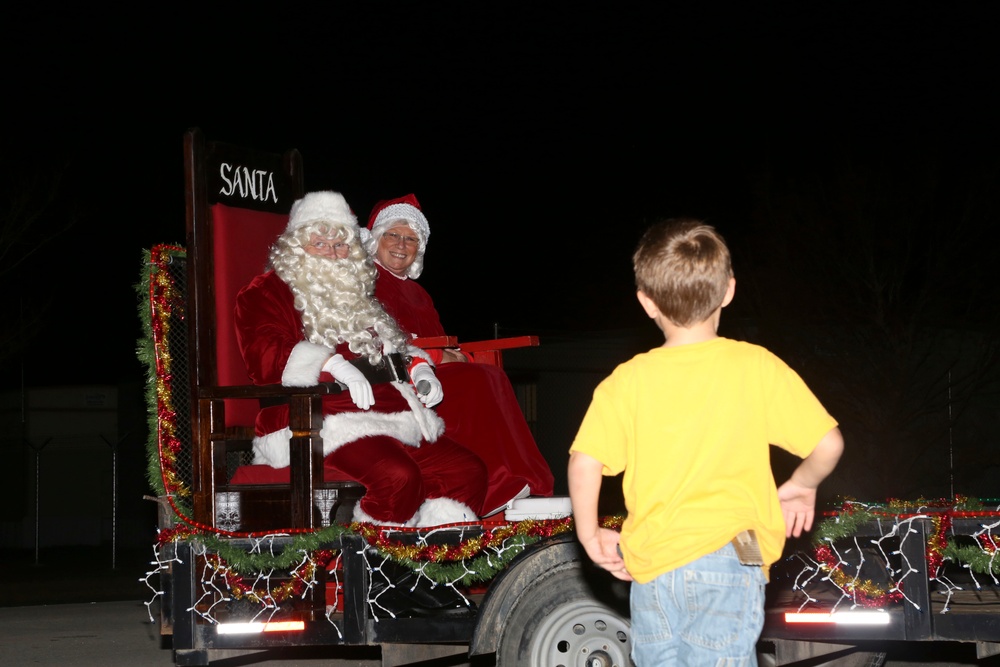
320, 409, 426, 455
282, 341, 333, 386
414, 498, 477, 527
353, 503, 420, 527
405, 344, 433, 367
287, 191, 358, 232
254, 390, 444, 466
252, 427, 293, 468
392, 382, 445, 442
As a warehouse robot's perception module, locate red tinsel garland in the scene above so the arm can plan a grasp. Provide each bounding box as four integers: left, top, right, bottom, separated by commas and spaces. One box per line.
813, 543, 905, 608
202, 549, 338, 605
810, 496, 1000, 608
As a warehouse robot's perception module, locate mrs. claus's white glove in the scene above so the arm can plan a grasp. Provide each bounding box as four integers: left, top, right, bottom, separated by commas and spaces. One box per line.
323, 354, 374, 410
409, 363, 443, 408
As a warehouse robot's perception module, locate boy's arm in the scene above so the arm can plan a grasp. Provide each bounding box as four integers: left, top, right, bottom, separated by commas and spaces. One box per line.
777, 426, 844, 538
568, 450, 631, 581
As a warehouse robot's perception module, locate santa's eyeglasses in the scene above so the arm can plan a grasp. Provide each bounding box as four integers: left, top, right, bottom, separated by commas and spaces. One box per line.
308, 240, 348, 252
382, 231, 419, 247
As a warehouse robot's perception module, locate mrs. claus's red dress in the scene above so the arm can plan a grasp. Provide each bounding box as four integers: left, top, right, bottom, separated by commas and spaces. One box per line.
373, 263, 555, 514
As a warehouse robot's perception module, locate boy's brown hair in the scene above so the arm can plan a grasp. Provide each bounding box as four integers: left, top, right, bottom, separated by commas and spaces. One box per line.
632, 218, 733, 327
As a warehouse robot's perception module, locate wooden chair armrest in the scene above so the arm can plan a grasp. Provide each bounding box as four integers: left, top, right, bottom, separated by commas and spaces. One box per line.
200, 382, 344, 400
199, 352, 411, 402
411, 335, 539, 367
412, 335, 460, 349
459, 335, 539, 353
412, 335, 539, 353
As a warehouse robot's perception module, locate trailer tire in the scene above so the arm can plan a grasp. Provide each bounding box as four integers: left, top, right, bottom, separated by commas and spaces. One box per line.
496, 561, 634, 667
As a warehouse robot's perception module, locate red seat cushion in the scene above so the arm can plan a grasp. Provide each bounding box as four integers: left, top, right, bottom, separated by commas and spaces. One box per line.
229, 462, 358, 485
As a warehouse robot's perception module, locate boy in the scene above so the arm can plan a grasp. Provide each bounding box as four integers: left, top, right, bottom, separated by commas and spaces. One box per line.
568, 218, 844, 666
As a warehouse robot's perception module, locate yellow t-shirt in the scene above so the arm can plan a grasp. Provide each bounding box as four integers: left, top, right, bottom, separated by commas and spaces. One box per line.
569, 337, 838, 584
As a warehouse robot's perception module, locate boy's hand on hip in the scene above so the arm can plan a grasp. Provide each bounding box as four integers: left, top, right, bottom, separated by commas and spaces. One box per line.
777, 479, 818, 537
581, 527, 633, 581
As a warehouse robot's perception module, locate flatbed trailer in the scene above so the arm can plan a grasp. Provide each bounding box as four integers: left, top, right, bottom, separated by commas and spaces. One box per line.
141, 129, 1000, 667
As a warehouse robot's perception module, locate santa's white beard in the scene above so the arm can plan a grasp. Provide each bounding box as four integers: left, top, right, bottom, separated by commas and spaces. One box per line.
277, 252, 405, 358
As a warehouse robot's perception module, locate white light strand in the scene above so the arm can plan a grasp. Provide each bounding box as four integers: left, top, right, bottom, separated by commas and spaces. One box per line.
892, 517, 925, 612
323, 553, 345, 638
935, 571, 961, 611
972, 518, 1000, 586
787, 511, 1000, 616
141, 539, 179, 623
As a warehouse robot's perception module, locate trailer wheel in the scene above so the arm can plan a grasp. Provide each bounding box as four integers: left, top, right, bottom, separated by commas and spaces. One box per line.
496, 562, 634, 667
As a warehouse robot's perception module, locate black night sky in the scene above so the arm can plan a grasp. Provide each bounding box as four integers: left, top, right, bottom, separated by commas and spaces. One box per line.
3, 3, 999, 431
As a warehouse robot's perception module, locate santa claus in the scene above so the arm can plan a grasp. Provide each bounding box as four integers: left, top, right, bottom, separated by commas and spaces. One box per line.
233, 190, 487, 526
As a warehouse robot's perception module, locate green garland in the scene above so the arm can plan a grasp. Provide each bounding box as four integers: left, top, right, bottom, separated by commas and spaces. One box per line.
135, 246, 167, 498
809, 497, 1000, 577
199, 524, 351, 573
811, 496, 994, 546
161, 524, 555, 586
810, 504, 876, 545
137, 245, 193, 517
399, 533, 544, 584
943, 543, 1000, 576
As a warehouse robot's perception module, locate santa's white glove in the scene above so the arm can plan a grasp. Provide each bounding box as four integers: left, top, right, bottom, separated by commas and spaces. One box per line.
410, 363, 443, 408
323, 354, 374, 410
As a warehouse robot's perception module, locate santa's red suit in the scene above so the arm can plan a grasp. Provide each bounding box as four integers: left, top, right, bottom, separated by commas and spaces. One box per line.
231, 268, 487, 525
373, 262, 555, 514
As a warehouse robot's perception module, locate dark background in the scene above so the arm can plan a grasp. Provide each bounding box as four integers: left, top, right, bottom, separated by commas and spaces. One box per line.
2, 4, 999, 504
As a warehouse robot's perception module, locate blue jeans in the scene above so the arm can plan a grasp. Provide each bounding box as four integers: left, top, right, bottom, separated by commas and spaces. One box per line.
629, 542, 766, 666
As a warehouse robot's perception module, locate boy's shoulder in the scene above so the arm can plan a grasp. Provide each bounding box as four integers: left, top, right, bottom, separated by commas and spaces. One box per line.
636, 337, 771, 357
614, 338, 786, 373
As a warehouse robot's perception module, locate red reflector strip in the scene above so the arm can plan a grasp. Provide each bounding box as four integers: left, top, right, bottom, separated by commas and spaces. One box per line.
785, 612, 890, 625
216, 620, 306, 634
